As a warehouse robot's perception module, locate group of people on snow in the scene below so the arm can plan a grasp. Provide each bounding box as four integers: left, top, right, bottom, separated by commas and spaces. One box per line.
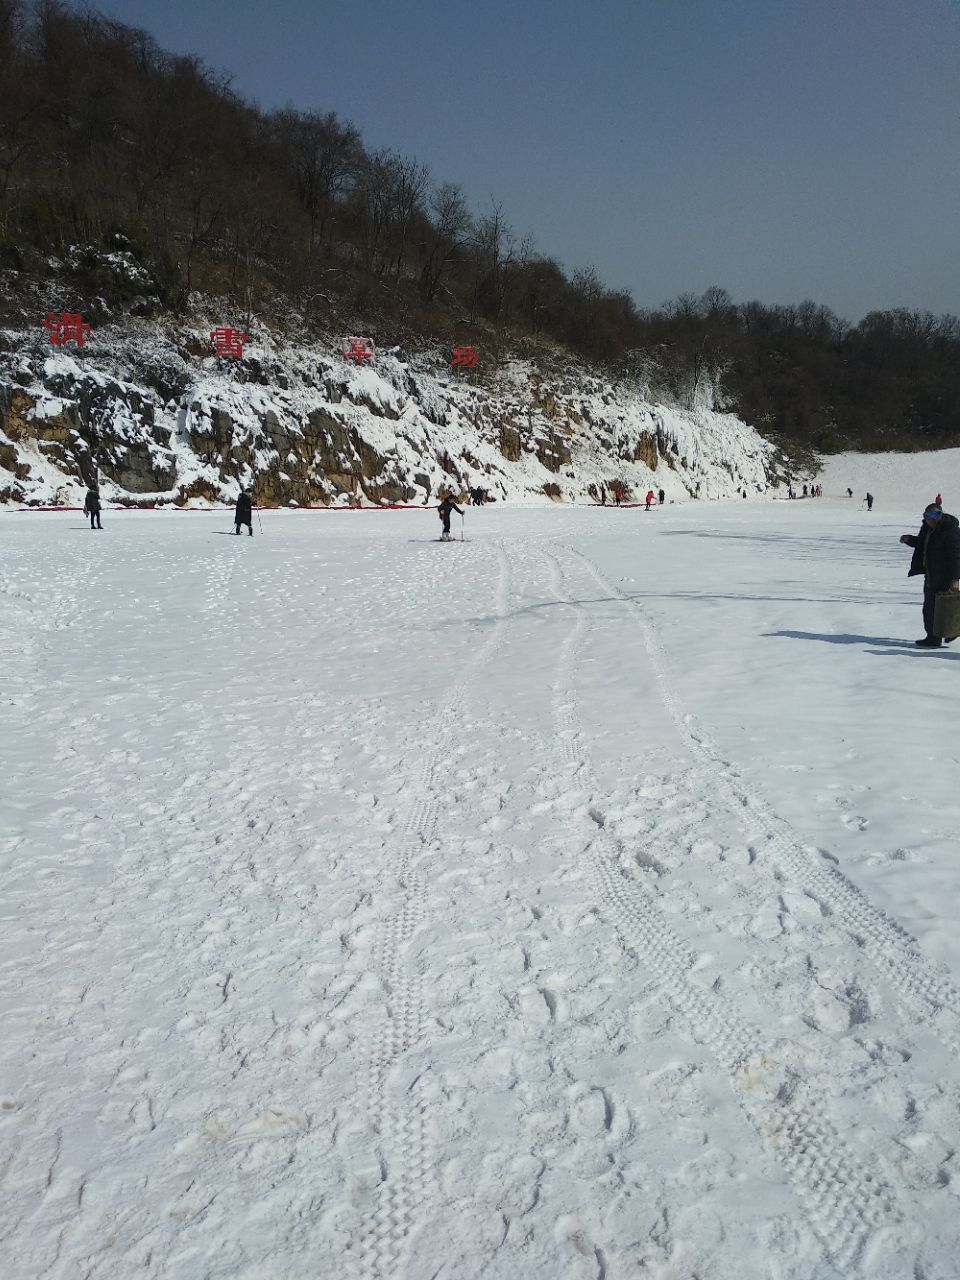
84, 479, 960, 654
787, 483, 823, 499
598, 485, 666, 507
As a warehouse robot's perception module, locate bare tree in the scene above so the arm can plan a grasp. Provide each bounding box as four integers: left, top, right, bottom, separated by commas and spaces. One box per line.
271, 108, 360, 254
418, 180, 471, 302
385, 152, 429, 282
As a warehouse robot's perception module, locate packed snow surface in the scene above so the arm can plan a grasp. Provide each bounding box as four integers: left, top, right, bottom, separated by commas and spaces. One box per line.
2, 499, 960, 1280
815, 446, 960, 514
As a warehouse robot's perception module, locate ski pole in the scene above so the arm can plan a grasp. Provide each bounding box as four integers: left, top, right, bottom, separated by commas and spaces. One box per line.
257, 504, 264, 534
460, 512, 464, 542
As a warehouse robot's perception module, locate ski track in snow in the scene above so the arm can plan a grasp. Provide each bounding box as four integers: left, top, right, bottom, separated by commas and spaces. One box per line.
568, 545, 960, 1057
353, 540, 511, 1279
542, 547, 899, 1274
2, 509, 959, 1280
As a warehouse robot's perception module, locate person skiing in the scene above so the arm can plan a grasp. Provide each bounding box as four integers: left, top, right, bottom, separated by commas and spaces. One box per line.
865, 492, 874, 511
847, 488, 853, 497
899, 504, 960, 647
658, 488, 665, 505
83, 487, 102, 530
645, 489, 655, 510
437, 493, 463, 541
935, 492, 942, 507
235, 487, 253, 536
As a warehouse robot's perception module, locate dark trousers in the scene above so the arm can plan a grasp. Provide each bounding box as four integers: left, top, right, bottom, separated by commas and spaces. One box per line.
923, 585, 936, 638
235, 521, 252, 536
88, 511, 101, 529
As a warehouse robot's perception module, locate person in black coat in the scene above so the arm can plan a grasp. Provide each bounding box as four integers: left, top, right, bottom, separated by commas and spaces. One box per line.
437, 493, 463, 541
899, 504, 960, 646
235, 488, 253, 536
83, 488, 102, 530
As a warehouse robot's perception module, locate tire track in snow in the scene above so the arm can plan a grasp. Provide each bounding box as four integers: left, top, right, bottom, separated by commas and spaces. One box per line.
355, 541, 512, 1280
543, 547, 898, 1272
566, 544, 960, 1058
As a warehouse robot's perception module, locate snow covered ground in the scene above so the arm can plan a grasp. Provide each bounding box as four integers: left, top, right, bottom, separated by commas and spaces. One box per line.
816, 446, 960, 512
2, 499, 960, 1280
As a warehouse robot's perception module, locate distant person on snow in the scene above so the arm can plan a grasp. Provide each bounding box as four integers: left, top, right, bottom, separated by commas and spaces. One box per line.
645, 490, 655, 510
865, 492, 874, 511
84, 488, 102, 530
658, 488, 665, 505
613, 485, 623, 506
899, 503, 960, 647
847, 488, 853, 498
235, 488, 253, 536
935, 492, 942, 507
438, 493, 463, 541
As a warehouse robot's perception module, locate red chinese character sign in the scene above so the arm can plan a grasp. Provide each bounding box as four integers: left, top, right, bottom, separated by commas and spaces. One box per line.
211, 327, 248, 359
43, 312, 91, 347
451, 346, 479, 369
342, 336, 375, 364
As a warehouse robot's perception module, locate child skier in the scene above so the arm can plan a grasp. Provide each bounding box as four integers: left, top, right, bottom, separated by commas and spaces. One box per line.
438, 493, 463, 541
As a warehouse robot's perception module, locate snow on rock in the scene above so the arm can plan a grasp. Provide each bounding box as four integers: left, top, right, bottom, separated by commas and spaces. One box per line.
0, 312, 786, 507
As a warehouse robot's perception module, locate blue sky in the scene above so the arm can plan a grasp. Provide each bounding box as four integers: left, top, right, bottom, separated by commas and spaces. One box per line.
98, 0, 960, 322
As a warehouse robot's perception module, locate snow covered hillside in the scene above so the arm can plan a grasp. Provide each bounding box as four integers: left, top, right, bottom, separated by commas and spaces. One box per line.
2, 500, 959, 1279
0, 305, 784, 509
816, 447, 960, 513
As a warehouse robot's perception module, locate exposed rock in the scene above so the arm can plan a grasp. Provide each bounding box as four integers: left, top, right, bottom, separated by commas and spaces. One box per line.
499, 425, 522, 462
0, 315, 781, 508
634, 432, 658, 470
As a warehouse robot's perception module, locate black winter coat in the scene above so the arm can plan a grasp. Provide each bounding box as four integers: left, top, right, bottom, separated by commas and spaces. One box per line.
235, 492, 253, 523
84, 490, 101, 514
904, 512, 960, 591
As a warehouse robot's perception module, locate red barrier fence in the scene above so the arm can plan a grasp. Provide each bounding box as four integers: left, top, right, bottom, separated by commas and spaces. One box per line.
5, 503, 431, 513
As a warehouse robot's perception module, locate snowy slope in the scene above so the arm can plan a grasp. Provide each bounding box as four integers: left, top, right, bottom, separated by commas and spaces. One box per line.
0, 310, 786, 509
816, 447, 960, 513
2, 500, 959, 1279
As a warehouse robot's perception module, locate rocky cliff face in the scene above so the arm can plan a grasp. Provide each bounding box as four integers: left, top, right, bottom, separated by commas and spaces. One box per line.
0, 306, 784, 508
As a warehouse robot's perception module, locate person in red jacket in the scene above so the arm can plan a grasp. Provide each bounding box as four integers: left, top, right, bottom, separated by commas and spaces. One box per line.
935, 492, 942, 506
645, 489, 654, 510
